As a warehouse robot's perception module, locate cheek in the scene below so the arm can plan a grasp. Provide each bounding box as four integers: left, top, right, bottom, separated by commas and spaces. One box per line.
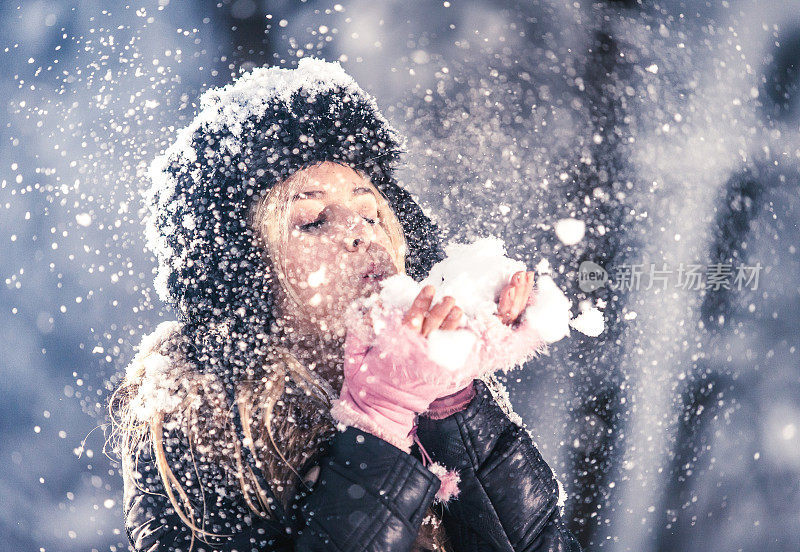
285, 237, 333, 281
283, 236, 352, 307
374, 227, 400, 266
377, 227, 394, 248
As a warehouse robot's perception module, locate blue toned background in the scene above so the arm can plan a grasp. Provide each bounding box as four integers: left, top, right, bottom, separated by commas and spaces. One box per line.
1, 1, 799, 550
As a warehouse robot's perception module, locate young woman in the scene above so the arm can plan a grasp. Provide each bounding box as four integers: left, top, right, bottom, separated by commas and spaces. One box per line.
111, 57, 582, 552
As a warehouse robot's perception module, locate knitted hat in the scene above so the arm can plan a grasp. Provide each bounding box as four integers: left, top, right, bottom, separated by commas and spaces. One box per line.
143, 57, 444, 327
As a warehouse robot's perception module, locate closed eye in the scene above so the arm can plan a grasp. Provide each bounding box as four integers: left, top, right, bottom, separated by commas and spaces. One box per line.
298, 216, 377, 232
299, 218, 325, 231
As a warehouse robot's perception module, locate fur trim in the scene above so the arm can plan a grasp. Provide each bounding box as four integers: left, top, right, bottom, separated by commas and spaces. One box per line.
124, 320, 221, 422
465, 305, 549, 376
479, 373, 524, 428
143, 57, 445, 318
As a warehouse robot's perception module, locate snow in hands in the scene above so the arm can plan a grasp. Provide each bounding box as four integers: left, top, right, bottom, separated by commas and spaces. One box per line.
349, 235, 606, 379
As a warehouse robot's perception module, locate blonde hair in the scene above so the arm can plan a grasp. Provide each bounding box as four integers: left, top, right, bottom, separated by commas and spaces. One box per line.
110, 161, 450, 551
109, 326, 339, 549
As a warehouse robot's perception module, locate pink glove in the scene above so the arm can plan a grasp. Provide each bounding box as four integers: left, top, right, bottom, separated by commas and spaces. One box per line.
422, 282, 552, 419
332, 281, 553, 450
330, 304, 481, 453
462, 283, 551, 375
330, 284, 555, 504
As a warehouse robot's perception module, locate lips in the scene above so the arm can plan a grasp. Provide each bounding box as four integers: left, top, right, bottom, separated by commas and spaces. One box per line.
362, 261, 389, 280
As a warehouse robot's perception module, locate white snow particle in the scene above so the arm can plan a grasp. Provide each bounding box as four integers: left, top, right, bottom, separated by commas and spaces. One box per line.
75, 213, 92, 227
535, 258, 551, 275
554, 218, 586, 246
307, 266, 327, 288
570, 306, 605, 337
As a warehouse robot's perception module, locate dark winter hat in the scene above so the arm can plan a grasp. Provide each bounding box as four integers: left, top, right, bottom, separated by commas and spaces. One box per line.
143, 57, 444, 326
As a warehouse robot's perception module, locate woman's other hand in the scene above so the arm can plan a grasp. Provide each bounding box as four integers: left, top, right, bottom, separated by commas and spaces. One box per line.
402, 285, 464, 337
495, 271, 535, 326
424, 271, 540, 420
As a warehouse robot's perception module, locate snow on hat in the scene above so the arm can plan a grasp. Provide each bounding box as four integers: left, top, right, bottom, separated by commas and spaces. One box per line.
143, 57, 444, 325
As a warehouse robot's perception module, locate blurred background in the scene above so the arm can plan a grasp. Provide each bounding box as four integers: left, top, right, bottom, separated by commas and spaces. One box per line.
1, 0, 799, 550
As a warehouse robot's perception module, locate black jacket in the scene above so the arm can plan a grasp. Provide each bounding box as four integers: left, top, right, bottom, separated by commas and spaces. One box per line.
123, 379, 582, 551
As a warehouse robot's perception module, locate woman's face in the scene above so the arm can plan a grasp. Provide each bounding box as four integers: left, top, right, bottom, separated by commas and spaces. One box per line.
262, 161, 401, 339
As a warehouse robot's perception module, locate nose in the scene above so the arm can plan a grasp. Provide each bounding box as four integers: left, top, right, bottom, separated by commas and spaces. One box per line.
323, 203, 373, 252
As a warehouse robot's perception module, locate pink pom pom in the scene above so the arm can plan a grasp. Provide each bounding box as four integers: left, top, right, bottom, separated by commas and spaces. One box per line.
427, 462, 461, 503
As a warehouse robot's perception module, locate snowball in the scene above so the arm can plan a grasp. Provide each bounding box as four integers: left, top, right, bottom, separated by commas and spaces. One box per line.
427, 328, 478, 372
520, 274, 573, 342
374, 235, 527, 320
365, 236, 590, 346
570, 306, 605, 337
554, 217, 586, 245
356, 236, 611, 375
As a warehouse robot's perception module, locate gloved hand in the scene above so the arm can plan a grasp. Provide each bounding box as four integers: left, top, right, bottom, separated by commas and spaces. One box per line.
461, 270, 556, 375
423, 270, 556, 419
332, 270, 561, 450
330, 286, 476, 452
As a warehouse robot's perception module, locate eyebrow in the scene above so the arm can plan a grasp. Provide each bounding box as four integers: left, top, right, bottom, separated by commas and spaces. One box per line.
292, 185, 376, 201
